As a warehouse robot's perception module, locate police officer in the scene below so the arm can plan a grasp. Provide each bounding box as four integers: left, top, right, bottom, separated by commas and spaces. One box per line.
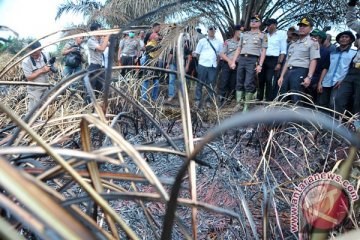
230, 15, 268, 112
218, 25, 241, 105
278, 17, 320, 104
118, 30, 141, 75
334, 0, 360, 129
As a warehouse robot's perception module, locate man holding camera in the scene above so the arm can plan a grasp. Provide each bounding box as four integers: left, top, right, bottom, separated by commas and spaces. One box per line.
21, 41, 53, 110
62, 36, 85, 78
87, 22, 110, 93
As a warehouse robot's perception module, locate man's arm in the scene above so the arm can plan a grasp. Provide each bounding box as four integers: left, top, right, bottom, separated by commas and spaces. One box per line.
256, 48, 267, 73
278, 60, 289, 87
302, 59, 317, 88
193, 39, 203, 58
230, 47, 241, 69
166, 51, 173, 69
62, 43, 76, 56
117, 40, 124, 65
317, 68, 328, 93
220, 42, 230, 63
95, 35, 110, 52
23, 66, 50, 82
276, 34, 287, 71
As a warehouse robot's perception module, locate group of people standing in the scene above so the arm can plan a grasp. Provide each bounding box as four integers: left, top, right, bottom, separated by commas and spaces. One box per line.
21, 1, 360, 129
192, 2, 360, 125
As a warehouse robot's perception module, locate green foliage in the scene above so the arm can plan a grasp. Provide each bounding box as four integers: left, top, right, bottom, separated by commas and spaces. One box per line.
0, 37, 35, 55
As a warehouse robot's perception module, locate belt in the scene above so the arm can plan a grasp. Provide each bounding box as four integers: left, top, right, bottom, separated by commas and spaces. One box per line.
122, 54, 136, 57
266, 55, 279, 58
288, 65, 307, 70
240, 54, 258, 58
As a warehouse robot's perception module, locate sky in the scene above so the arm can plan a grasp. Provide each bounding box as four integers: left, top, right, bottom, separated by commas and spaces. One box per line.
0, 0, 85, 39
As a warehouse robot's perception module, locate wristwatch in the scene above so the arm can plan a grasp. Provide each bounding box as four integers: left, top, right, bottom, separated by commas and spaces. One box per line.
307, 76, 313, 80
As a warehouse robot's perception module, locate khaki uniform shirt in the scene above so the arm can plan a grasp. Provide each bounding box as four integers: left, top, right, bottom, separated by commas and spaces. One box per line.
87, 36, 104, 65
286, 35, 320, 68
22, 52, 50, 92
119, 38, 140, 57
221, 38, 239, 61
239, 31, 268, 56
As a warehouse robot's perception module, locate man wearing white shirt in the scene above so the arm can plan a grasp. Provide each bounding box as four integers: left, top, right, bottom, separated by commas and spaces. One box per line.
193, 26, 223, 108
257, 19, 287, 101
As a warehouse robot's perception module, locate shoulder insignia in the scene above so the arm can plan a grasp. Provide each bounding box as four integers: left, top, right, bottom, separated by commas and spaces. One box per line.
313, 41, 319, 50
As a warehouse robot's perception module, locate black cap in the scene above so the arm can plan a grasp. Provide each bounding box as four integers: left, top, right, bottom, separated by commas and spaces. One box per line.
29, 41, 41, 50
297, 17, 314, 27
234, 25, 242, 30
250, 15, 261, 21
90, 22, 102, 31
208, 26, 217, 30
336, 31, 356, 43
266, 18, 278, 26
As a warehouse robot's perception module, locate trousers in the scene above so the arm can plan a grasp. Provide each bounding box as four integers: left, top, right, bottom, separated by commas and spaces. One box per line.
236, 55, 258, 93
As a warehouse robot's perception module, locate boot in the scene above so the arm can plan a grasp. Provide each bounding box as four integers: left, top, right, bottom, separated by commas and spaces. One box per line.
243, 92, 254, 112
235, 91, 244, 111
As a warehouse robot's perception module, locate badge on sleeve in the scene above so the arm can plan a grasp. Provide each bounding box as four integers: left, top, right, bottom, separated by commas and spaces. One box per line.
313, 41, 319, 50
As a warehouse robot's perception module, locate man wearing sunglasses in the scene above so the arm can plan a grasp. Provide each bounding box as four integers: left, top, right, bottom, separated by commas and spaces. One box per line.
230, 15, 268, 112
277, 17, 320, 104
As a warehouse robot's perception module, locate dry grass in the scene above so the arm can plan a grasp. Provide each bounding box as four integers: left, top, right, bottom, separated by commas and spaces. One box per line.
0, 30, 359, 240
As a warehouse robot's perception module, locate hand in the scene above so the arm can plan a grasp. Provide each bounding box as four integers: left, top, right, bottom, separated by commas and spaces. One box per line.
230, 62, 236, 69
278, 76, 283, 87
301, 77, 311, 88
42, 65, 51, 73
255, 65, 262, 74
275, 63, 282, 71
334, 81, 342, 89
166, 64, 170, 69
118, 59, 122, 66
317, 84, 323, 93
185, 65, 189, 73
348, 0, 358, 7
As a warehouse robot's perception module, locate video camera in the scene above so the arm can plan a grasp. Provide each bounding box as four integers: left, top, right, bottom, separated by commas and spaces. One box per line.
48, 56, 58, 73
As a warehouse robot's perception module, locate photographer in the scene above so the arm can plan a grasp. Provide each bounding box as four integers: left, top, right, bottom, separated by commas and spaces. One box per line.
62, 36, 85, 78
21, 41, 55, 110
87, 22, 110, 93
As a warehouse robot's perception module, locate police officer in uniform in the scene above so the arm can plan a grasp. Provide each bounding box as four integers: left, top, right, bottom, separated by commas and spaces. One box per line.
230, 15, 267, 112
335, 0, 360, 129
278, 17, 320, 104
218, 25, 241, 105
118, 30, 141, 75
